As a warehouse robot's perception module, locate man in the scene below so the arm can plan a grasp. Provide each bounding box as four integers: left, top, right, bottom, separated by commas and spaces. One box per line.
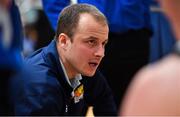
120, 0, 180, 116
42, 0, 152, 107
9, 4, 117, 115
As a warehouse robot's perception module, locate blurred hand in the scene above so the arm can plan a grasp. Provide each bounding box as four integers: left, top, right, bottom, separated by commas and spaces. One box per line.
86, 106, 94, 117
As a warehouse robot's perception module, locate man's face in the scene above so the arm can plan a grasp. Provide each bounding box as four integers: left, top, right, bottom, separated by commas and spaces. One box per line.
63, 13, 109, 77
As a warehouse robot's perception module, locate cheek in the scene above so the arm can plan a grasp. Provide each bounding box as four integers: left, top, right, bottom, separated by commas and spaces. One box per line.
74, 47, 92, 61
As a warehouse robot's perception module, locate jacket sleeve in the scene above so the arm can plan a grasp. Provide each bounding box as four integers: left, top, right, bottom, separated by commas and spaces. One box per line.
83, 70, 117, 116
8, 67, 64, 115
42, 0, 70, 31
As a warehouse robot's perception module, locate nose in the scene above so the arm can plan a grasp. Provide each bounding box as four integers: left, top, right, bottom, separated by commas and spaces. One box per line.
94, 45, 105, 58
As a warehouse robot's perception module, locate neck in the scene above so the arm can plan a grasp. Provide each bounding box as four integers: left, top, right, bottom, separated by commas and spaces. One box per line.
57, 44, 77, 79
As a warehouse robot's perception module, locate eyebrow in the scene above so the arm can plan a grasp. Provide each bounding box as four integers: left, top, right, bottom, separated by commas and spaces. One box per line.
88, 36, 98, 40
88, 36, 108, 43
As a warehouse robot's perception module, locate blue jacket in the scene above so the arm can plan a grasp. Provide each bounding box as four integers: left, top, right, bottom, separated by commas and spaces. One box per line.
42, 0, 152, 33
9, 40, 117, 115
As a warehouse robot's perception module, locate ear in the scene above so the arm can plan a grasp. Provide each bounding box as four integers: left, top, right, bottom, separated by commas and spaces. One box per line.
57, 33, 69, 50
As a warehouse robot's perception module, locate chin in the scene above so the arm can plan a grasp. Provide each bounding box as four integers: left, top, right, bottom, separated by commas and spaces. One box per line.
83, 71, 96, 77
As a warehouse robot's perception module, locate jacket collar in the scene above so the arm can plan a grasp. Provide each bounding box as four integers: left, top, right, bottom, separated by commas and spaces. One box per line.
43, 39, 73, 97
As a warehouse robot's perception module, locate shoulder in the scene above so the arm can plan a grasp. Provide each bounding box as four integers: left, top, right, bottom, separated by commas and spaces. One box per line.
10, 64, 62, 94
9, 64, 65, 114
8, 66, 65, 114
25, 48, 44, 65
22, 41, 62, 94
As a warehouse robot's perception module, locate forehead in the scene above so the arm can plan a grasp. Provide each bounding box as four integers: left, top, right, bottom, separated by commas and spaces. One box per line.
75, 13, 109, 38
78, 13, 107, 27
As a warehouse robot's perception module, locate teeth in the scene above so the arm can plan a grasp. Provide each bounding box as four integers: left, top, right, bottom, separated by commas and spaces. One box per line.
89, 63, 97, 67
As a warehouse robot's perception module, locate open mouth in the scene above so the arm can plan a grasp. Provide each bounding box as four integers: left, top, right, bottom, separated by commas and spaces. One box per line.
89, 62, 98, 68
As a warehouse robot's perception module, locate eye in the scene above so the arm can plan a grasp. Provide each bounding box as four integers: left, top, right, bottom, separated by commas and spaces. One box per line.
87, 39, 97, 47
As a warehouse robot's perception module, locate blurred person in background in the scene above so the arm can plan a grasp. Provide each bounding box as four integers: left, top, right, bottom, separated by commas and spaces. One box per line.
149, 0, 176, 63
0, 0, 44, 115
120, 0, 180, 116
0, 0, 23, 115
42, 0, 153, 107
23, 8, 54, 56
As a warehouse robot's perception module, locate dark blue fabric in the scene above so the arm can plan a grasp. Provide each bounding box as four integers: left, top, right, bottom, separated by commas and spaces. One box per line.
149, 5, 176, 62
10, 0, 23, 51
9, 40, 117, 115
42, 0, 70, 30
79, 0, 152, 33
42, 0, 152, 33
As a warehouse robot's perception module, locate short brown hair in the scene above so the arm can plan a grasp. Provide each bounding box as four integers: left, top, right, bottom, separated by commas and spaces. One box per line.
55, 3, 108, 40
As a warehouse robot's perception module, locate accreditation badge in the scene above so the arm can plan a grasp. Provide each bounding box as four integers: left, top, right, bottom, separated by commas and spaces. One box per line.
73, 84, 84, 103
